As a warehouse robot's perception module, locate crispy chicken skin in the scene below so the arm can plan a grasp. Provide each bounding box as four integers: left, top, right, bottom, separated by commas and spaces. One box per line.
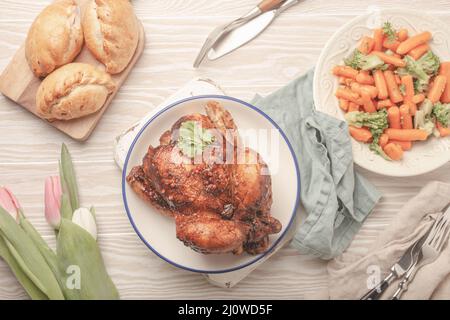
127, 101, 282, 255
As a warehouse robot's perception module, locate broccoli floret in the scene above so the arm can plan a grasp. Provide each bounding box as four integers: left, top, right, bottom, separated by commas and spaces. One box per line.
400, 52, 440, 93
346, 109, 388, 137
346, 110, 390, 159
369, 141, 392, 161
414, 99, 436, 136
404, 55, 430, 81
433, 102, 450, 127
344, 50, 385, 71
382, 22, 397, 41
417, 51, 440, 76
414, 78, 430, 94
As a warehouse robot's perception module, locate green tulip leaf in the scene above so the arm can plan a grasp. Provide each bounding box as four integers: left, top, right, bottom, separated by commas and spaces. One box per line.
60, 193, 73, 221
0, 235, 48, 300
0, 207, 64, 300
17, 211, 59, 279
60, 144, 79, 211
57, 219, 119, 300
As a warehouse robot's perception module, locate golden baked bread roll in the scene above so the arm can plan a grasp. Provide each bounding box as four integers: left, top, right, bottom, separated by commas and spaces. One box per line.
36, 63, 116, 121
25, 0, 83, 78
82, 0, 139, 74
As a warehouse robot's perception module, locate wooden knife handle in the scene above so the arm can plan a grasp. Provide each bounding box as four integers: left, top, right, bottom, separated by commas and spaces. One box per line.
258, 0, 284, 12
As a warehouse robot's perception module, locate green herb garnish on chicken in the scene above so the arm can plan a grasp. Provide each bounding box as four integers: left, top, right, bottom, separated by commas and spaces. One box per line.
433, 102, 450, 127
344, 50, 385, 71
177, 121, 215, 158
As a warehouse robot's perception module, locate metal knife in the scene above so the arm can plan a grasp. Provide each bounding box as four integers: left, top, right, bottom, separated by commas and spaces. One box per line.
360, 233, 428, 300
208, 0, 300, 61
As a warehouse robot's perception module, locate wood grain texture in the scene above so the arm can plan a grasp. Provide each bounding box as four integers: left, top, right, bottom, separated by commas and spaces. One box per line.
1, 0, 450, 300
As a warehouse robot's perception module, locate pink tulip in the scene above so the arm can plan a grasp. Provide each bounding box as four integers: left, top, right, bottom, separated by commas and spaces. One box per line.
0, 187, 20, 219
45, 176, 62, 229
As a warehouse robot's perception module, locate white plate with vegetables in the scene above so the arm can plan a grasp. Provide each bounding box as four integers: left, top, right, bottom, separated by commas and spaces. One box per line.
314, 9, 450, 177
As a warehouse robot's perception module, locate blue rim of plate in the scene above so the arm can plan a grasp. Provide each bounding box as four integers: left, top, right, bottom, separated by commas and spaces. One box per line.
121, 95, 301, 274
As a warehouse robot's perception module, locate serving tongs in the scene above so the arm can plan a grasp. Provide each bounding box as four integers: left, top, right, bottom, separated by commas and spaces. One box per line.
193, 0, 289, 68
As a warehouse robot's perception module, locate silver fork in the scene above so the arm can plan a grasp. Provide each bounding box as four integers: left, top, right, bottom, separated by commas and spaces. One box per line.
391, 209, 450, 300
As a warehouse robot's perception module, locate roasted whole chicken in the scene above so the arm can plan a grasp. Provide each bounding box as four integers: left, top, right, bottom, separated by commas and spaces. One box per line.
127, 101, 281, 255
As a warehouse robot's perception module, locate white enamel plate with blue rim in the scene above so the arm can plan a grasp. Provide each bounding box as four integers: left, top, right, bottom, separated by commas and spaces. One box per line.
122, 95, 300, 273
314, 9, 450, 177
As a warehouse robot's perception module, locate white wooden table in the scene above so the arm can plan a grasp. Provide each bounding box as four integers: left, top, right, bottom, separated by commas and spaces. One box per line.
1, 0, 450, 300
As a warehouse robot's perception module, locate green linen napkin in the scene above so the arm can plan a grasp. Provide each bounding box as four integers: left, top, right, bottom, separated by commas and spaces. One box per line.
252, 69, 381, 260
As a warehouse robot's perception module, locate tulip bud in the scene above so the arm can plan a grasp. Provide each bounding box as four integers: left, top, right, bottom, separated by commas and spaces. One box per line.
44, 176, 62, 229
0, 187, 20, 220
72, 207, 97, 240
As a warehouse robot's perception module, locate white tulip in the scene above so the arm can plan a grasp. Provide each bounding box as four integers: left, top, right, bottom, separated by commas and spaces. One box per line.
72, 207, 97, 240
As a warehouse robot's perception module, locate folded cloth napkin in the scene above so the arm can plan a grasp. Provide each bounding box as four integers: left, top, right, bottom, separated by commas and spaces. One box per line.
328, 181, 450, 300
251, 69, 381, 260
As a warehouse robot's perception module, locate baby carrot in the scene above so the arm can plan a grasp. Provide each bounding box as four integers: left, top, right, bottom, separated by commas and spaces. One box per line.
406, 101, 417, 116
397, 29, 409, 42
412, 93, 425, 104
427, 75, 447, 103
437, 122, 450, 137
373, 28, 384, 51
349, 126, 372, 142
395, 74, 402, 85
333, 66, 358, 79
351, 82, 378, 99
348, 102, 360, 112
384, 70, 404, 103
359, 36, 375, 54
373, 51, 406, 67
361, 90, 377, 113
399, 104, 413, 129
385, 128, 429, 141
356, 71, 375, 85
388, 106, 401, 129
379, 133, 389, 148
389, 140, 413, 151
401, 75, 415, 100
339, 99, 349, 111
383, 38, 401, 52
383, 143, 404, 160
396, 31, 432, 55
335, 87, 361, 104
373, 70, 389, 100
377, 99, 394, 109
439, 62, 450, 103
408, 44, 430, 60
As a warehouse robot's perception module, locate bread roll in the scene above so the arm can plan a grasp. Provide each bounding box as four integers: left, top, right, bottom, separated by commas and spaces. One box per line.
25, 0, 83, 78
82, 0, 139, 74
36, 63, 116, 121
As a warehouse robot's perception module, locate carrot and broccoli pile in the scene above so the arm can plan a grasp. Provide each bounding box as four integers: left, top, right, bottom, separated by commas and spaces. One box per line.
332, 22, 450, 161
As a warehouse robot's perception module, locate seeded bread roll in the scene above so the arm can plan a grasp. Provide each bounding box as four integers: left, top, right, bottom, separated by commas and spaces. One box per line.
82, 0, 139, 74
25, 0, 83, 78
36, 63, 116, 121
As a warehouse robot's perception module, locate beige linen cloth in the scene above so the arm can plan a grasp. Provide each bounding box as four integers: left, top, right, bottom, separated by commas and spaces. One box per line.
327, 181, 450, 300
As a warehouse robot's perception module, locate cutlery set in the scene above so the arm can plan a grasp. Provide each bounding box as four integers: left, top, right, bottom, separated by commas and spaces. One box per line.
194, 0, 301, 68
361, 204, 450, 300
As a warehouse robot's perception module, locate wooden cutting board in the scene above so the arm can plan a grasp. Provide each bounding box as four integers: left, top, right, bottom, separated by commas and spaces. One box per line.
0, 0, 145, 141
